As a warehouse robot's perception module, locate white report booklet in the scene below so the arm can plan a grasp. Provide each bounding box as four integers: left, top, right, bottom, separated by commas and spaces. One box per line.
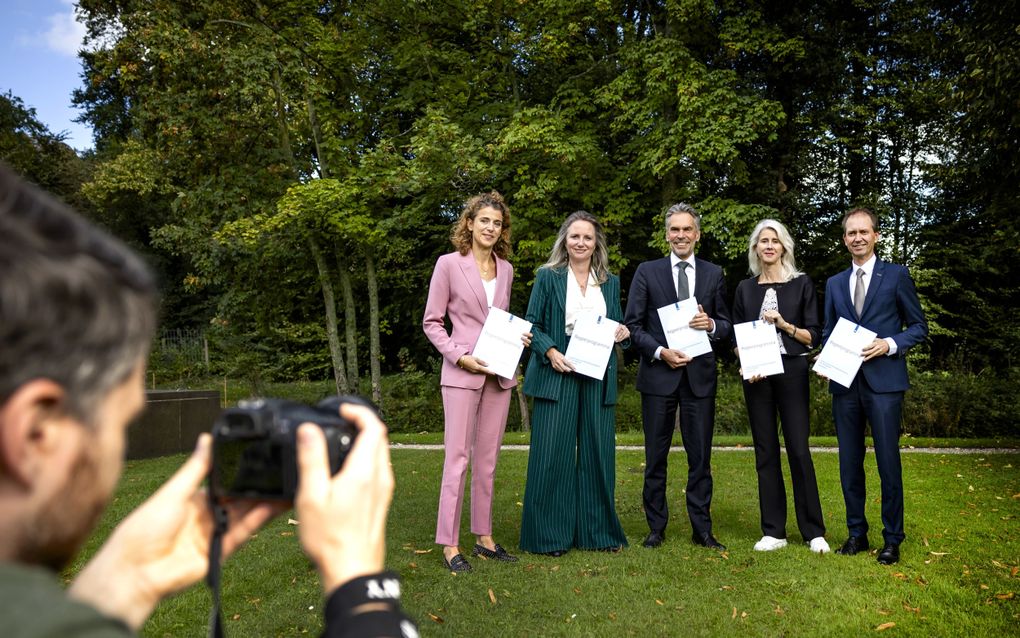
564, 313, 618, 380
813, 317, 877, 388
656, 297, 712, 358
471, 307, 532, 380
734, 320, 785, 379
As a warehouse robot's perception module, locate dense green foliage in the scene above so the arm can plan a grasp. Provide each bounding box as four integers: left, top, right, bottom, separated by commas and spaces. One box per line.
3, 1, 1018, 432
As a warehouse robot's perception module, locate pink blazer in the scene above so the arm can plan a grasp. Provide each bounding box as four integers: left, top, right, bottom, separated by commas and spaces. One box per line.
423, 251, 517, 390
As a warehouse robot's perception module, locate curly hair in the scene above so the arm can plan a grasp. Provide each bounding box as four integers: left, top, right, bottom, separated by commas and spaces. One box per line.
450, 191, 511, 258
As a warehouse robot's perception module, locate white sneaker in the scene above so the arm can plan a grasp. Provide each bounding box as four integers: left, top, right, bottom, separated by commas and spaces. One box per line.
753, 536, 788, 551
809, 537, 831, 554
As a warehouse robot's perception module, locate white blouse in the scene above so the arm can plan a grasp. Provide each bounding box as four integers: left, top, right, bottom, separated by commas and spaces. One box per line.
482, 277, 497, 308
565, 270, 606, 336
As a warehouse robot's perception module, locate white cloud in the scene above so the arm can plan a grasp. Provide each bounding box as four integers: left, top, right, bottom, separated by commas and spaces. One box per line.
42, 2, 87, 57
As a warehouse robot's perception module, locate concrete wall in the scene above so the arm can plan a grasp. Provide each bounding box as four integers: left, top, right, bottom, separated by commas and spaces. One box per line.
128, 390, 221, 460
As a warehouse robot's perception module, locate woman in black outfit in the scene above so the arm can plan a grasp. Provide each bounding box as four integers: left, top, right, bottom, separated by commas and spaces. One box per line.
732, 219, 829, 554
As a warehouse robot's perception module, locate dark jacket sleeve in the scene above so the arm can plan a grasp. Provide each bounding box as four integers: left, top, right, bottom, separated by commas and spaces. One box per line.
321, 572, 417, 638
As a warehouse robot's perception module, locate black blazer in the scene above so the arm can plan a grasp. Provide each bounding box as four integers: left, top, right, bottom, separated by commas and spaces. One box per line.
731, 274, 820, 356
624, 256, 732, 398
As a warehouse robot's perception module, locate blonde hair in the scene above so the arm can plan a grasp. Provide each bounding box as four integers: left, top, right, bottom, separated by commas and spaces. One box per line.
746, 218, 802, 281
540, 210, 610, 285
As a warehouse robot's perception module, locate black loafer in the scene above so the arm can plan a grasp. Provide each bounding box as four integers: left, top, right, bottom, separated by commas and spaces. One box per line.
443, 553, 472, 572
877, 544, 900, 565
642, 530, 665, 548
472, 543, 519, 562
692, 532, 726, 551
835, 535, 870, 556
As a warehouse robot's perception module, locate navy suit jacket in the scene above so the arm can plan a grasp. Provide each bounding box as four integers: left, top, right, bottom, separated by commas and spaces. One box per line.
822, 258, 927, 395
624, 256, 732, 398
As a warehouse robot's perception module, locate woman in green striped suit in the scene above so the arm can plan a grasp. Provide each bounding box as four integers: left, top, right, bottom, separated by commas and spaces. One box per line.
519, 211, 630, 555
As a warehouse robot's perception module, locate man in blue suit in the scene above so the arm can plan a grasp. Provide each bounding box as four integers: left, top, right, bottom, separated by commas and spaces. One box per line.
822, 208, 927, 565
624, 203, 733, 551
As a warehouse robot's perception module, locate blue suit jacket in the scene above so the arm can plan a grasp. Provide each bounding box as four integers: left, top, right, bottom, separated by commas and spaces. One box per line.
624, 256, 732, 398
822, 258, 928, 395
522, 267, 624, 405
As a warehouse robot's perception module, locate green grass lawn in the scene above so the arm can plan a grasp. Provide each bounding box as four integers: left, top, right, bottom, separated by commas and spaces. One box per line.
69, 446, 1019, 637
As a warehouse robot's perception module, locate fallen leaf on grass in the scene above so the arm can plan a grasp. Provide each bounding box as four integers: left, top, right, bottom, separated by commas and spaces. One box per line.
1012, 493, 1020, 499
720, 585, 734, 591
992, 560, 1007, 569
876, 622, 896, 631
732, 607, 737, 619
929, 552, 949, 556
774, 604, 784, 616
878, 609, 892, 616
995, 592, 1015, 600
231, 614, 241, 621
892, 572, 908, 580
279, 531, 294, 537
903, 603, 920, 614
488, 588, 497, 605
1012, 567, 1019, 578
427, 613, 444, 624
287, 518, 299, 526
655, 599, 664, 606
414, 549, 432, 554
408, 562, 417, 569
608, 612, 617, 621
573, 587, 582, 595
981, 584, 990, 590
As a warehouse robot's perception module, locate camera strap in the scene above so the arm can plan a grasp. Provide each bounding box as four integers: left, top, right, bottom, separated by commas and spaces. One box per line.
206, 502, 229, 638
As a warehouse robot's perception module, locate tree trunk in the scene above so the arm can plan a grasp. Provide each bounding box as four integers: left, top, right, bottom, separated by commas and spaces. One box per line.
335, 245, 360, 391
515, 382, 530, 431
309, 235, 349, 395
365, 251, 382, 405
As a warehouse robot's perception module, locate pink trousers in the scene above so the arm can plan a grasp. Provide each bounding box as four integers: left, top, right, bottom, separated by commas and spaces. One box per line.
435, 375, 512, 546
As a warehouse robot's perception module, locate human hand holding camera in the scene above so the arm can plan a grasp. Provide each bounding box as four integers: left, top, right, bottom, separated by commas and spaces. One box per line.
295, 402, 394, 594
68, 434, 285, 630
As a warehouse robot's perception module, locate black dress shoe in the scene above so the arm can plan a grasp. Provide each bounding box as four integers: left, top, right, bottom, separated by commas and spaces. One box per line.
443, 553, 472, 572
642, 530, 665, 548
877, 544, 900, 565
835, 535, 870, 556
692, 532, 726, 551
472, 543, 519, 562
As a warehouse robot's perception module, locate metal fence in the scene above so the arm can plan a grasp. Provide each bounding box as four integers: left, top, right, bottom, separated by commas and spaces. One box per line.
158, 328, 209, 367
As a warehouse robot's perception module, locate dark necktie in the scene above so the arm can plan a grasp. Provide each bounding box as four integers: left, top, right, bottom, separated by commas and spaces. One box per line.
854, 268, 866, 318
677, 262, 689, 301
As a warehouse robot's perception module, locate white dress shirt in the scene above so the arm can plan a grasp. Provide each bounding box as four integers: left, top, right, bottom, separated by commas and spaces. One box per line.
850, 254, 897, 355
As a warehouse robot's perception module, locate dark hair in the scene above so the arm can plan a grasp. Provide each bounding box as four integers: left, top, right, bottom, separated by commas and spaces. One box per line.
0, 163, 158, 424
842, 207, 879, 233
450, 191, 511, 258
540, 210, 611, 285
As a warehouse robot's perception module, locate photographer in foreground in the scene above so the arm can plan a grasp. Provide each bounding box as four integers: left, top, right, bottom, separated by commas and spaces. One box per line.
0, 163, 416, 638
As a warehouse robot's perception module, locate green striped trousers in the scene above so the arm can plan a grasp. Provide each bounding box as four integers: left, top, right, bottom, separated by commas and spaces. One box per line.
519, 373, 628, 553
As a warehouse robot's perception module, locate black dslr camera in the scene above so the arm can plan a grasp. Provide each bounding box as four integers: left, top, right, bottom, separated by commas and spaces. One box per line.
209, 396, 371, 502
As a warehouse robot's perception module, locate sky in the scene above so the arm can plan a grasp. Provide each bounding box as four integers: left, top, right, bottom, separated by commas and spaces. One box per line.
1, 0, 94, 151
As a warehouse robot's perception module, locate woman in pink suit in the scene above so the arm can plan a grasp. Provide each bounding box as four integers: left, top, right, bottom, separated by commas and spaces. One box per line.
423, 191, 530, 573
